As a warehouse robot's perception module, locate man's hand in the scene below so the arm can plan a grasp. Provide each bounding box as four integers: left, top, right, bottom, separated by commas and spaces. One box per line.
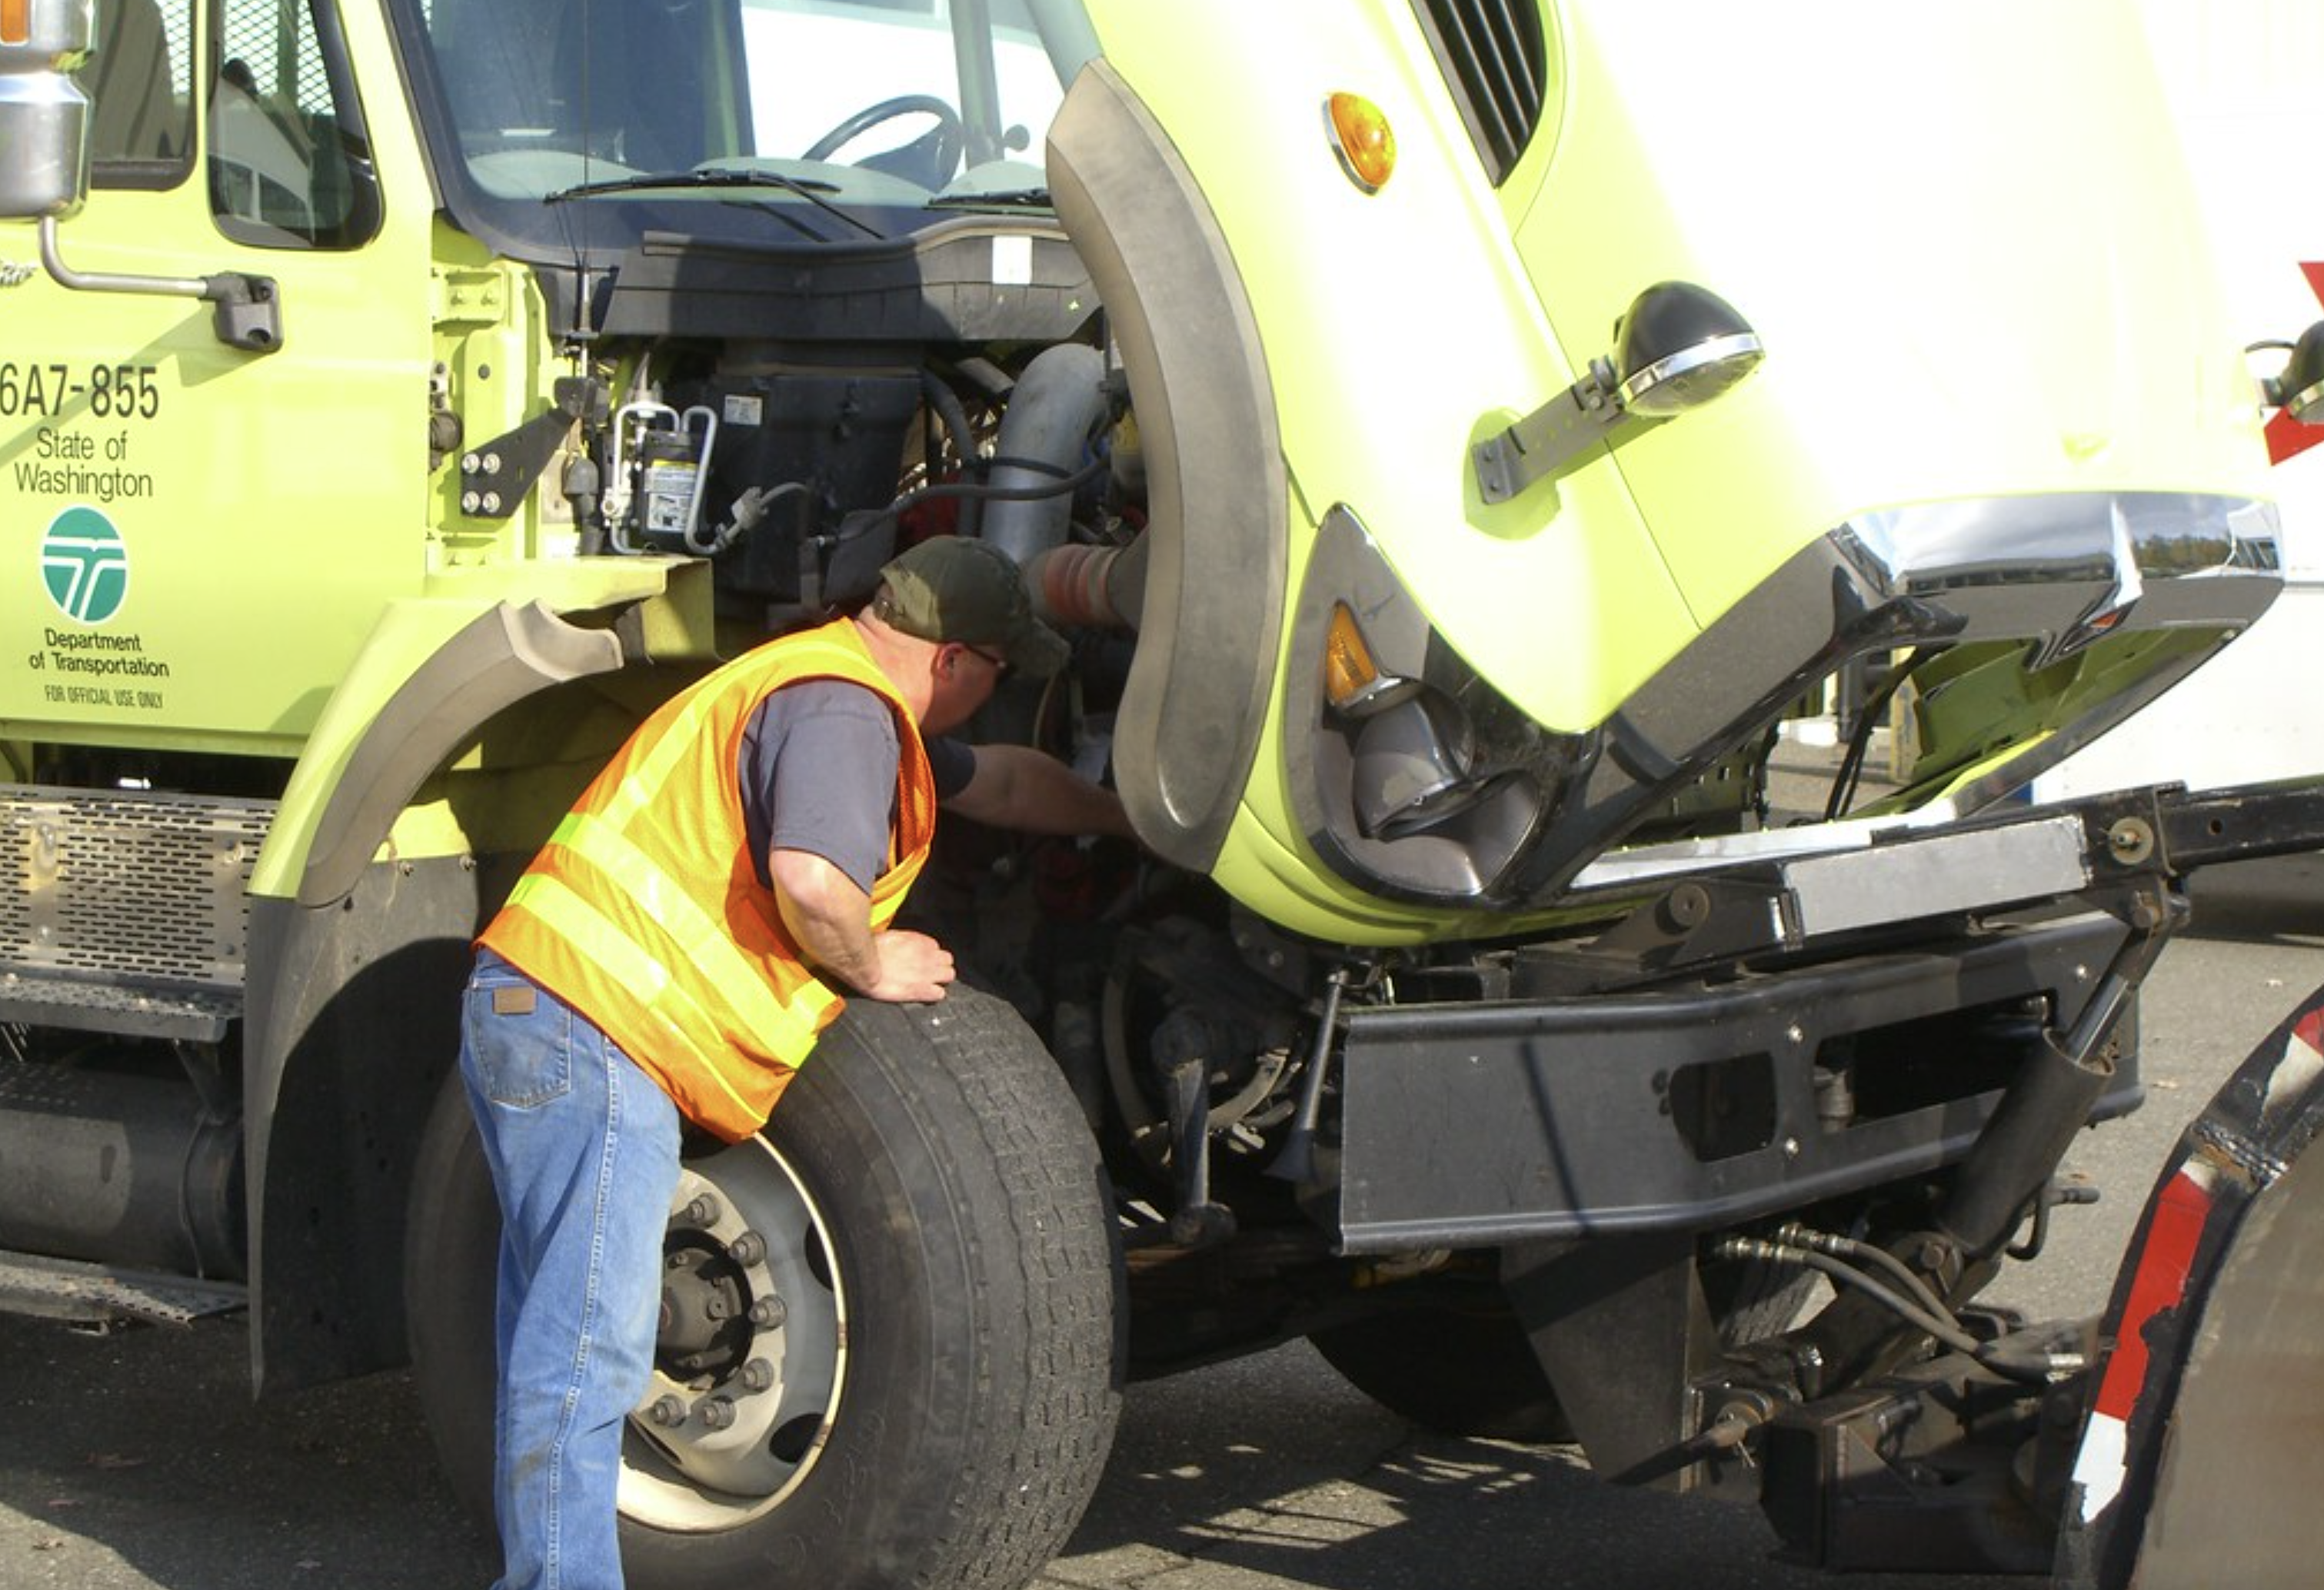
864, 928, 956, 1003
770, 847, 954, 1003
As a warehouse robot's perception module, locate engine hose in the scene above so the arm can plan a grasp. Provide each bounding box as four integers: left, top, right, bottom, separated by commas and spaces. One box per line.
859, 456, 1109, 546
983, 342, 1110, 564
1027, 538, 1148, 630
684, 479, 801, 556
920, 454, 1106, 504
919, 370, 979, 479
1721, 1234, 2079, 1384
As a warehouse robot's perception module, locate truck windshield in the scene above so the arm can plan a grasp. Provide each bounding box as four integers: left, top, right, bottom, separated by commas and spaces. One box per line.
388, 0, 1096, 260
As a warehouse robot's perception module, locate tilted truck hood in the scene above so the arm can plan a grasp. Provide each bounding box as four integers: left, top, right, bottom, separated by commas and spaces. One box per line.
1529, 3, 2269, 627
1064, 0, 2278, 943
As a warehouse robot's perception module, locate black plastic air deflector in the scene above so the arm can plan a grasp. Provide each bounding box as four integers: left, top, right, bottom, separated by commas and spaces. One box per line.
596, 216, 1097, 345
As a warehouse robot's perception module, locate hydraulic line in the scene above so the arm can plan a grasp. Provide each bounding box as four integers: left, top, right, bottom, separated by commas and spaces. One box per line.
1718, 1232, 2082, 1382
1716, 1235, 1979, 1355
1772, 1222, 1957, 1326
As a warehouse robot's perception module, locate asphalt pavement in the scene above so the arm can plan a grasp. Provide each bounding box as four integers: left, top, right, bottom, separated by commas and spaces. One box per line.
2, 856, 2318, 1590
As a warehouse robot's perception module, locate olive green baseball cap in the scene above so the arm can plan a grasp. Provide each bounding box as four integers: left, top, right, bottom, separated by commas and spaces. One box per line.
874, 536, 1069, 678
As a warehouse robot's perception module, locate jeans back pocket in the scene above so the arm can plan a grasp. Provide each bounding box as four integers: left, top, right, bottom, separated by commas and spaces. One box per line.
462, 963, 575, 1109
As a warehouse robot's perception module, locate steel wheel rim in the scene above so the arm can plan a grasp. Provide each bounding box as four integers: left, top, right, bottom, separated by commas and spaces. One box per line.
620, 1136, 847, 1531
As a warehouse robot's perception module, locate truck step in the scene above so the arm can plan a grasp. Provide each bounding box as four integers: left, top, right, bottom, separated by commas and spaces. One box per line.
0, 968, 241, 1041
0, 1251, 246, 1327
1, 783, 271, 1039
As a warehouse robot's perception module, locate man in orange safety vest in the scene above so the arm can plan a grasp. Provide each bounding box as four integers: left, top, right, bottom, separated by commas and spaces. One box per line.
458, 534, 1130, 1590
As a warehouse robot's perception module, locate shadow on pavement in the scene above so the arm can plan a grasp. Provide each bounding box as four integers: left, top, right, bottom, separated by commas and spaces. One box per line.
1048, 1345, 2023, 1590
2183, 853, 2324, 946
0, 1314, 492, 1590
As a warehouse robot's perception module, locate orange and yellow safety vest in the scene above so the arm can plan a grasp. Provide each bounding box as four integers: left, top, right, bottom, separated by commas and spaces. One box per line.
481, 619, 936, 1140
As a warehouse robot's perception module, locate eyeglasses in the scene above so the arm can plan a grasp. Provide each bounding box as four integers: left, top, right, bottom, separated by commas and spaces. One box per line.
959, 643, 1014, 683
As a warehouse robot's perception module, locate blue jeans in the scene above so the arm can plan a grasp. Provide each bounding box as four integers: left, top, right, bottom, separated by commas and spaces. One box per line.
459, 949, 682, 1590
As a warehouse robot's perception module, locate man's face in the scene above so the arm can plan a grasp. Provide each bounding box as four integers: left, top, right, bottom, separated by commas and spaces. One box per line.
923, 640, 1011, 733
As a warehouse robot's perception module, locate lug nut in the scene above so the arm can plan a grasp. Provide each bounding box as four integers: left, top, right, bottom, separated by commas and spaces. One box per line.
747, 1296, 787, 1329
646, 1395, 688, 1428
739, 1358, 775, 1394
727, 1230, 767, 1266
697, 1396, 737, 1431
681, 1193, 723, 1227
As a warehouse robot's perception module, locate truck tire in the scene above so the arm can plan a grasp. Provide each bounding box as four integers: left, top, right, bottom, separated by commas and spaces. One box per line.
406, 985, 1124, 1590
1307, 1259, 1816, 1442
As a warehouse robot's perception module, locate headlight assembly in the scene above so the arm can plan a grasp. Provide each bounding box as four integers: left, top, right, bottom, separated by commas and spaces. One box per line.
1289, 510, 1563, 905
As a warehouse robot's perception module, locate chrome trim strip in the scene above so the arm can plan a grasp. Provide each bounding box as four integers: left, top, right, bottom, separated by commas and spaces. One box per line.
1841, 494, 2278, 610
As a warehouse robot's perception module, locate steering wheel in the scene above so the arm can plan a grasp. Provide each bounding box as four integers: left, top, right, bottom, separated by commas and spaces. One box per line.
802, 95, 967, 183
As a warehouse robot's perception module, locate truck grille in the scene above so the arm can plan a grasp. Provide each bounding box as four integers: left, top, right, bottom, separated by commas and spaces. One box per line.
1412, 0, 1551, 185
1, 785, 272, 992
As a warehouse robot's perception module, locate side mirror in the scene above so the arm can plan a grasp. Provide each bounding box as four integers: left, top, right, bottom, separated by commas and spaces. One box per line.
1472, 281, 1766, 505
0, 0, 94, 220
2259, 321, 2324, 427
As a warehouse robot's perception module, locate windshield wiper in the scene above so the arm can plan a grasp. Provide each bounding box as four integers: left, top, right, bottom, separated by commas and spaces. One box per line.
925, 187, 1053, 210
545, 167, 884, 239
544, 168, 839, 202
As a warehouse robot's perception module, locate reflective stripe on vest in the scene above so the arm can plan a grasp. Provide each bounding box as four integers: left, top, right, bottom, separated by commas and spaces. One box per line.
481, 620, 935, 1139
516, 810, 832, 1055
498, 872, 789, 1127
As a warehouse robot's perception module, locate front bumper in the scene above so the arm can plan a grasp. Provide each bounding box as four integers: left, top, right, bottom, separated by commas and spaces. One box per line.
1323, 787, 2251, 1253
1335, 906, 2137, 1252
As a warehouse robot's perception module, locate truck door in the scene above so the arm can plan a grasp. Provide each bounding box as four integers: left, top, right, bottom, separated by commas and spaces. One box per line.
4, 0, 431, 755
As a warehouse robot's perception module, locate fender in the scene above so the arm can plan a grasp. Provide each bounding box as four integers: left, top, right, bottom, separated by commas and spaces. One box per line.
239, 574, 704, 1392
1047, 60, 1287, 873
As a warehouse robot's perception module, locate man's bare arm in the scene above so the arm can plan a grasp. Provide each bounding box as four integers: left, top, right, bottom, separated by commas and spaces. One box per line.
768, 847, 954, 1002
942, 743, 1136, 839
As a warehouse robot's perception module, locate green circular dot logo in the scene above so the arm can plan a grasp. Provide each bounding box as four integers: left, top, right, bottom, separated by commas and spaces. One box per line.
41, 506, 130, 625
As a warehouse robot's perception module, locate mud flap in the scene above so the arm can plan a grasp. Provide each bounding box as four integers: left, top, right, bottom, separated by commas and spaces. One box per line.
2055, 982, 2324, 1588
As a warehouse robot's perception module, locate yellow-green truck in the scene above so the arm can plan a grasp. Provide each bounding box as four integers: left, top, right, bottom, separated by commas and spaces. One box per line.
6, 2, 2324, 1586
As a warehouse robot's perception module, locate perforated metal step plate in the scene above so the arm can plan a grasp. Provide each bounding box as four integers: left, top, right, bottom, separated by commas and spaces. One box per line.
0, 1250, 246, 1327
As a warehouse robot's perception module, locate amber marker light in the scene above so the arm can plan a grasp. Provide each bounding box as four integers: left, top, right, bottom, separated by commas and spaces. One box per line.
1325, 600, 1410, 717
1324, 603, 1380, 707
0, 0, 30, 47
1326, 91, 1396, 194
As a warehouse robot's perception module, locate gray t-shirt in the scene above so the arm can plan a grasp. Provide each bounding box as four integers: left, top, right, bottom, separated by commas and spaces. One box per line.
738, 679, 974, 893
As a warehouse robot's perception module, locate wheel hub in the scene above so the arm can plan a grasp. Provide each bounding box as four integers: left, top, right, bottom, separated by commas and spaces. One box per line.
658, 1242, 748, 1379
621, 1148, 847, 1530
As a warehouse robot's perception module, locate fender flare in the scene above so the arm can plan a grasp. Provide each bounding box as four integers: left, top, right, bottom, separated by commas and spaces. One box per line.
1047, 60, 1286, 873
293, 599, 627, 907
245, 595, 636, 1392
